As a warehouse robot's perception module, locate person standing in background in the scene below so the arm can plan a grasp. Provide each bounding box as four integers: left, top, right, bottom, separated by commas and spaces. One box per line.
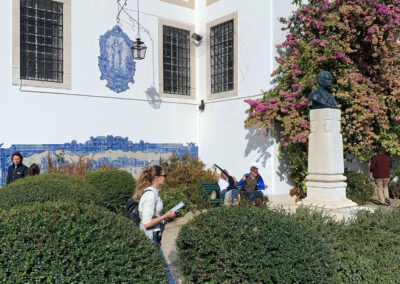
6, 152, 28, 185
370, 147, 391, 205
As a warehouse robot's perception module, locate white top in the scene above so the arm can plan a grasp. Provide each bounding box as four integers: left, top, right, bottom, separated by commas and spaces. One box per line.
218, 178, 229, 191
138, 187, 163, 240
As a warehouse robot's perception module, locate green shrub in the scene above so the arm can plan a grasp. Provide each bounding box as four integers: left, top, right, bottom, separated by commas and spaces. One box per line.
345, 171, 375, 204
83, 169, 136, 214
389, 166, 400, 199
160, 154, 213, 211
177, 206, 334, 283
160, 185, 194, 215
293, 206, 400, 283
0, 174, 95, 211
0, 201, 167, 283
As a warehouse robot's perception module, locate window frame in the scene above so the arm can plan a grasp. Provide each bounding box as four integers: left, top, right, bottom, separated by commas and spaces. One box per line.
12, 0, 71, 89
160, 0, 195, 9
158, 18, 196, 99
206, 12, 238, 100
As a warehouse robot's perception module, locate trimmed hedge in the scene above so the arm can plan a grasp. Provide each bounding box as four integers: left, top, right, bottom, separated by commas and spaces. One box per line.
0, 201, 168, 283
83, 169, 136, 214
177, 206, 334, 283
345, 171, 375, 204
160, 185, 194, 215
0, 174, 95, 211
293, 206, 400, 283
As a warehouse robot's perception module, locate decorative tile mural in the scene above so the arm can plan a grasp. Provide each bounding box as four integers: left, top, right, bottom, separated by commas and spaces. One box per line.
0, 136, 198, 187
98, 25, 136, 93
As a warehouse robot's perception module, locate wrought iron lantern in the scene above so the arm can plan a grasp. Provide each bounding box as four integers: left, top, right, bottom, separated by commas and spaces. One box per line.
131, 38, 147, 60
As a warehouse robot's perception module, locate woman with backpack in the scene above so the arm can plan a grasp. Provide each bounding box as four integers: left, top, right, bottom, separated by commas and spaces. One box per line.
132, 165, 176, 283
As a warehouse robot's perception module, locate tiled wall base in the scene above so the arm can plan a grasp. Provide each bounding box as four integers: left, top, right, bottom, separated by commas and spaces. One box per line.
0, 136, 198, 187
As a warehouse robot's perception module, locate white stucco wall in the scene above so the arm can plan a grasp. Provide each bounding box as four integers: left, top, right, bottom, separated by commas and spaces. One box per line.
0, 0, 198, 147
1, 0, 297, 198
196, 0, 295, 197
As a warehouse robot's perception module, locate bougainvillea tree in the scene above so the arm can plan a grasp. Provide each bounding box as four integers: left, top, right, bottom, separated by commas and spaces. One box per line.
244, 0, 400, 194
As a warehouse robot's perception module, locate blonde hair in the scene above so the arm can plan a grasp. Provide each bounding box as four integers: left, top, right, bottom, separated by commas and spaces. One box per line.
220, 169, 228, 179
132, 165, 163, 201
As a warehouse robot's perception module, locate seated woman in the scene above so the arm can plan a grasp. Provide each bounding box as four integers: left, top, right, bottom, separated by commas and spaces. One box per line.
213, 165, 239, 204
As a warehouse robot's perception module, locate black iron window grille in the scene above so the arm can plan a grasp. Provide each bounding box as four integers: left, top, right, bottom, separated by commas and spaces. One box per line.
210, 19, 234, 94
163, 25, 190, 96
20, 0, 63, 82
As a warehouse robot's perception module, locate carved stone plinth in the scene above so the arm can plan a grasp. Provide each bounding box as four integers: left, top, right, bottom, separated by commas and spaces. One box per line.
300, 109, 357, 209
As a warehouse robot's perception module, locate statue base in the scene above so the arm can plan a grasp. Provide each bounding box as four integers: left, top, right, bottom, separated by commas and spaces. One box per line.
300, 179, 357, 209
299, 108, 357, 209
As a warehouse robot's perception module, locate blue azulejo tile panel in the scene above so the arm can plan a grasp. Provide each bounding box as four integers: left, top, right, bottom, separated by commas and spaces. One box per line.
0, 136, 198, 187
98, 25, 136, 93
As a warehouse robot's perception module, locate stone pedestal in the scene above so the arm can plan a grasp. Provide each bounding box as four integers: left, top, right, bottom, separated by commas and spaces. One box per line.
300, 109, 357, 209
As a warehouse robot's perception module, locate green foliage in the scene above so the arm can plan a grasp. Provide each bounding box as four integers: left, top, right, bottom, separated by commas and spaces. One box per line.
83, 169, 136, 214
0, 174, 95, 211
389, 165, 400, 198
160, 154, 214, 211
345, 171, 375, 204
293, 206, 400, 283
0, 201, 168, 283
244, 0, 400, 193
159, 185, 194, 215
177, 206, 334, 283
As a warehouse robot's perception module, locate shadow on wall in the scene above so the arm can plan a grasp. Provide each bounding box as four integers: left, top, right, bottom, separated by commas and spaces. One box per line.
244, 126, 272, 167
245, 125, 295, 187
145, 86, 162, 109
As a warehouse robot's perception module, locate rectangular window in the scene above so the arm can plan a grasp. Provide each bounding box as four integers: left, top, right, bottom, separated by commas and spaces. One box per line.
163, 25, 190, 96
210, 19, 234, 94
20, 0, 63, 83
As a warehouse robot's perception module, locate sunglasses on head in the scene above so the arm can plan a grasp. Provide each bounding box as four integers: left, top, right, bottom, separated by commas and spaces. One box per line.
158, 174, 167, 178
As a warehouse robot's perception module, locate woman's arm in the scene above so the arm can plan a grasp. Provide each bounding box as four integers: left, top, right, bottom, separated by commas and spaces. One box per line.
213, 168, 219, 182
141, 193, 176, 229
143, 210, 175, 229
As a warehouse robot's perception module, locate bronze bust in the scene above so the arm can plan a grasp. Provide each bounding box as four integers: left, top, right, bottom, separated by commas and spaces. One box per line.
308, 71, 338, 109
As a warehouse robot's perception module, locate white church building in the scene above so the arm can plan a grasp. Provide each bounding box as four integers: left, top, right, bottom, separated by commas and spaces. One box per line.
1, 0, 297, 203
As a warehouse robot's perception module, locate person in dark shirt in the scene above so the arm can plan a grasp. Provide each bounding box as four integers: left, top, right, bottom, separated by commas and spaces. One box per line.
26, 163, 41, 176
6, 152, 28, 185
370, 147, 391, 205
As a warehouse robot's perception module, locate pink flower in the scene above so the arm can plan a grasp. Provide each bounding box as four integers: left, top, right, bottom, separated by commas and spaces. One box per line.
255, 104, 267, 112
280, 138, 289, 147
298, 132, 307, 143
291, 84, 298, 91
244, 99, 259, 107
318, 56, 328, 62
395, 117, 400, 123
321, 40, 329, 46
293, 69, 302, 75
335, 52, 345, 59
300, 121, 309, 128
